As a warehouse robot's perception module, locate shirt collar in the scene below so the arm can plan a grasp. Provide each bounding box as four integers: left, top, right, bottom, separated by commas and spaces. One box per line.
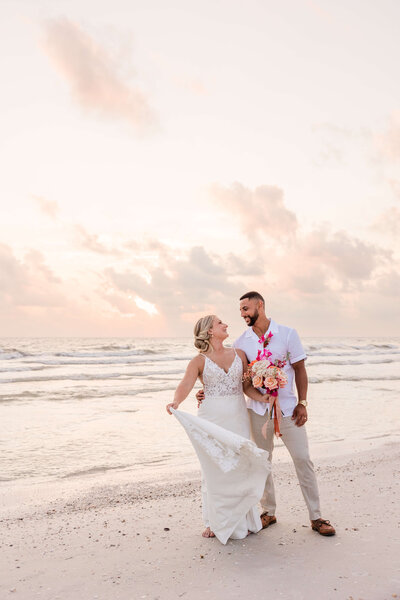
268, 319, 278, 334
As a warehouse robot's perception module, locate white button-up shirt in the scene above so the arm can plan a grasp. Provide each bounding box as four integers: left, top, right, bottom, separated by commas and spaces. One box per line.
234, 319, 307, 418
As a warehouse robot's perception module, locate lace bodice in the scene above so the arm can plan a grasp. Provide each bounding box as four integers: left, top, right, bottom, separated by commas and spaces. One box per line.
202, 352, 243, 397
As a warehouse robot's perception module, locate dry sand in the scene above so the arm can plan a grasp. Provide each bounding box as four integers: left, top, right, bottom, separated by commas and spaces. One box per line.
1, 442, 399, 600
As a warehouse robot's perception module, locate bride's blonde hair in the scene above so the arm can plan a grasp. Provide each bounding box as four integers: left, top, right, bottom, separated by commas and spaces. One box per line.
194, 315, 215, 353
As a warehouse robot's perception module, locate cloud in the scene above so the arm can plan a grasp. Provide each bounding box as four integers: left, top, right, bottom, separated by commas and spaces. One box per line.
99, 226, 397, 337
211, 182, 298, 241
376, 111, 400, 162
24, 249, 61, 284
389, 179, 400, 199
311, 122, 371, 166
103, 243, 246, 326
0, 244, 62, 307
172, 75, 207, 95
302, 229, 386, 281
2, 181, 399, 336
99, 290, 137, 316
370, 270, 400, 296
222, 253, 262, 276
189, 246, 224, 276
316, 143, 344, 165
272, 228, 389, 297
93, 178, 395, 335
32, 195, 59, 219
151, 51, 207, 96
372, 206, 400, 238
210, 181, 388, 289
135, 296, 158, 315
74, 225, 122, 255
41, 18, 157, 133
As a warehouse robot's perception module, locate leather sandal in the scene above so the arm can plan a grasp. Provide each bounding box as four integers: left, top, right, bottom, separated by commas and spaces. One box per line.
311, 518, 336, 536
260, 512, 277, 529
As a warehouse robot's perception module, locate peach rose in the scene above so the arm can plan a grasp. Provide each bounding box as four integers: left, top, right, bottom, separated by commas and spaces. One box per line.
276, 373, 288, 386
252, 375, 263, 388
265, 377, 278, 390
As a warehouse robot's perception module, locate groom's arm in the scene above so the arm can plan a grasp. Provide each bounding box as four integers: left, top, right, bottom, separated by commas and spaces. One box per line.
292, 360, 308, 426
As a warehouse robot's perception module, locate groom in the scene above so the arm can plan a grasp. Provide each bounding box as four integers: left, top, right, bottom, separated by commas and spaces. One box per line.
197, 291, 335, 537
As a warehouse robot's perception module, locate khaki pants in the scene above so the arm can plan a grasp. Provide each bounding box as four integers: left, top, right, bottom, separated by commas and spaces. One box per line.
249, 410, 321, 521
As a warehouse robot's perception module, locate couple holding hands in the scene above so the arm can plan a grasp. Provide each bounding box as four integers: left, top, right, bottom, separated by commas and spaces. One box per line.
166, 291, 335, 544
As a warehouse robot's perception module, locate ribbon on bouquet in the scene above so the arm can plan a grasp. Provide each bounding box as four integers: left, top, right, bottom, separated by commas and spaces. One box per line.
261, 390, 282, 439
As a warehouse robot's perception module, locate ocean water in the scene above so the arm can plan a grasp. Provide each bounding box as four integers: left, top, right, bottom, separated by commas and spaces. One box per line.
0, 337, 399, 486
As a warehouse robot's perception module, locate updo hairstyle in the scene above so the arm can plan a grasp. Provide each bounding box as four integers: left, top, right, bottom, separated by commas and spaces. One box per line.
194, 315, 215, 353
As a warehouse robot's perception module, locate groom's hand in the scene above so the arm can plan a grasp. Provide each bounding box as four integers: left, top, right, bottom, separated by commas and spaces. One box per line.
196, 389, 205, 407
292, 404, 308, 427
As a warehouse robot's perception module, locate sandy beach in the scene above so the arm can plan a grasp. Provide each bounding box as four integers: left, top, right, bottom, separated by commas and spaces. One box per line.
1, 441, 399, 600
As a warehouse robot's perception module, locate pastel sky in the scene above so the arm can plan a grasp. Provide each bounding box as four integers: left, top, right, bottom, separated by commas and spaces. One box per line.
1, 0, 399, 338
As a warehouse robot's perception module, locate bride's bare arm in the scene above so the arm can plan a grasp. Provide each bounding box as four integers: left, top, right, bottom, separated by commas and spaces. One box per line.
236, 349, 269, 403
166, 356, 202, 414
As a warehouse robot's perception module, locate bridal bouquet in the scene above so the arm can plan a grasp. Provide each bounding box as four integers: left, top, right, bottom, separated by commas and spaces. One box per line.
244, 333, 289, 438
249, 361, 288, 397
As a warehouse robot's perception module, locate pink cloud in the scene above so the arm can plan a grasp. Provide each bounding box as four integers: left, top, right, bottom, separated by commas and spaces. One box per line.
103, 244, 245, 323
210, 182, 390, 293
1, 184, 399, 336
372, 206, 400, 238
32, 195, 59, 219
41, 18, 157, 133
301, 229, 387, 281
0, 244, 62, 308
389, 179, 400, 199
211, 182, 298, 241
376, 112, 400, 162
74, 225, 123, 255
272, 231, 387, 297
101, 223, 392, 331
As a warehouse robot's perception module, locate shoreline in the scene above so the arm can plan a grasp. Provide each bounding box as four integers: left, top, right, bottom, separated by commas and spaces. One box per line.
1, 442, 399, 599
1, 429, 398, 511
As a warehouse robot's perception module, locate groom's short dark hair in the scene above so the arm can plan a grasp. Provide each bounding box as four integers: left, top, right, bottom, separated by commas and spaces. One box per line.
239, 291, 265, 305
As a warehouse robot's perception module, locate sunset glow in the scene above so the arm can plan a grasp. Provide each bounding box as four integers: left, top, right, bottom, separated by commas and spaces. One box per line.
1, 0, 399, 337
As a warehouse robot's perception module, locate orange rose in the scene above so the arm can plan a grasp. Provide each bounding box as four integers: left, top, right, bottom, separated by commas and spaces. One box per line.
252, 375, 263, 388
265, 377, 278, 390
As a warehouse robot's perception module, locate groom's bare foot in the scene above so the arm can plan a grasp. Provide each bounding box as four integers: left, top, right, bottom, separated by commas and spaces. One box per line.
202, 527, 215, 538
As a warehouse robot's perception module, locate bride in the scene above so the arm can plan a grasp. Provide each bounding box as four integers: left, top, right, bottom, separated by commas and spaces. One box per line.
166, 314, 270, 544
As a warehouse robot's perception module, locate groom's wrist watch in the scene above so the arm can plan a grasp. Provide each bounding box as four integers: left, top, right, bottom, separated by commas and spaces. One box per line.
298, 399, 308, 407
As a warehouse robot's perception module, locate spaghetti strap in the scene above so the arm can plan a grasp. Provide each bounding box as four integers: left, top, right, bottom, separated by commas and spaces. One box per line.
233, 346, 237, 356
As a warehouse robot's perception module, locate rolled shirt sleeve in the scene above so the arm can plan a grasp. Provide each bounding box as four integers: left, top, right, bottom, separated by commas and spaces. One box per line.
287, 328, 307, 364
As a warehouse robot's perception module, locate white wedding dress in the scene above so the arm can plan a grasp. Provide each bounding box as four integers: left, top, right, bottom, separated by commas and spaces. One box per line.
171, 350, 270, 544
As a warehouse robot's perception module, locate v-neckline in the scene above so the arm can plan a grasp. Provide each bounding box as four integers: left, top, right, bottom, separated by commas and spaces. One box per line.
205, 353, 237, 375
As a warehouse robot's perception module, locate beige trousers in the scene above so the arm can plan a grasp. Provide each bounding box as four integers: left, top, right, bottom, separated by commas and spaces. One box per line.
249, 410, 321, 521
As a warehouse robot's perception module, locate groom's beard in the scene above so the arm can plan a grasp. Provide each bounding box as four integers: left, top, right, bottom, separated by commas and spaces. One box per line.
246, 310, 259, 326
